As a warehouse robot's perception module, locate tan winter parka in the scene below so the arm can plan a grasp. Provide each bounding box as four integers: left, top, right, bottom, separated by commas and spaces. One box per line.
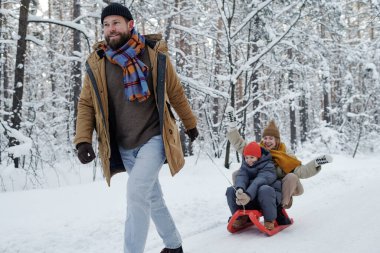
74, 36, 197, 186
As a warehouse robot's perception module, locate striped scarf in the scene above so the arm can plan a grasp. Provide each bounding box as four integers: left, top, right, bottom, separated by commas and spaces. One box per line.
104, 28, 150, 102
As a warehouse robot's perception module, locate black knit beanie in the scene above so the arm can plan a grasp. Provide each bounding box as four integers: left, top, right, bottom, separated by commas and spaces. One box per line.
101, 3, 133, 24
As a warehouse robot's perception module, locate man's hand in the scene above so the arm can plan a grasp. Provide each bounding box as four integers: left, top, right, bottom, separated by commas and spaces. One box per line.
235, 188, 250, 206
77, 142, 96, 164
186, 127, 199, 142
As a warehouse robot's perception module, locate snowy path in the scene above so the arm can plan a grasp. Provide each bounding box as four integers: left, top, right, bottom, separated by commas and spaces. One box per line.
162, 168, 379, 253
1, 154, 379, 253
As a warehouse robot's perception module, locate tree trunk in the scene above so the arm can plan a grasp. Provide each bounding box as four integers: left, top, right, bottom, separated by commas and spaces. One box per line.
251, 16, 262, 142
1, 0, 10, 123
173, 0, 194, 156
320, 24, 330, 123
0, 0, 3, 163
299, 90, 308, 143
213, 17, 223, 158
48, 0, 56, 107
251, 74, 260, 141
0, 0, 2, 108
288, 49, 297, 150
224, 9, 235, 168
9, 0, 31, 168
72, 0, 82, 133
322, 76, 330, 123
164, 0, 173, 42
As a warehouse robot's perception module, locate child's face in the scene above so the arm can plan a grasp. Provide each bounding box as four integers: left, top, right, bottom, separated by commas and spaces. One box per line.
262, 136, 276, 150
245, 155, 258, 166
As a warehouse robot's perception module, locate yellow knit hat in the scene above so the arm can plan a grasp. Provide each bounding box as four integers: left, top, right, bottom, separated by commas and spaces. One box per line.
262, 120, 280, 138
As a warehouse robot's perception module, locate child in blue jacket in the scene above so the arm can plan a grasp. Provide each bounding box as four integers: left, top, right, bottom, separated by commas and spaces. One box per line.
226, 141, 279, 230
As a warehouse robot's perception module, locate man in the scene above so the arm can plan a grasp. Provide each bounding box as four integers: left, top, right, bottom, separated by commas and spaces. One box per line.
74, 3, 198, 253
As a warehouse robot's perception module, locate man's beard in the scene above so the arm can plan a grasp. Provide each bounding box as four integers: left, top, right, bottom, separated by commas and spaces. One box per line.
106, 32, 131, 50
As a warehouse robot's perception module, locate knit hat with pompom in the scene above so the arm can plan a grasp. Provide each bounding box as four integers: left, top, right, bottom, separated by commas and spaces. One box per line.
262, 120, 280, 138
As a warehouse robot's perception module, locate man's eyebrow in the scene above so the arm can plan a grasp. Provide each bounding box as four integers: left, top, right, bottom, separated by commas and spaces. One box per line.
105, 18, 123, 23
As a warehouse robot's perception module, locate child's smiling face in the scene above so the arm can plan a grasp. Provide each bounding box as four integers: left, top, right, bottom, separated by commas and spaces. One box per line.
262, 135, 277, 150
244, 155, 258, 166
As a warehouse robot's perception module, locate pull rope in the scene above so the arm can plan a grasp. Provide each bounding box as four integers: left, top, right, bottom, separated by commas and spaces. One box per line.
205, 151, 235, 189
204, 150, 246, 212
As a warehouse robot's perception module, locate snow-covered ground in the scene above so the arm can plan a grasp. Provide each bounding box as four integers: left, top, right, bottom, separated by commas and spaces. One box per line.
1, 153, 379, 253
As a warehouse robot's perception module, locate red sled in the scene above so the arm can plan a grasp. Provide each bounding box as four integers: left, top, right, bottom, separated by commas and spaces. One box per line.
227, 209, 293, 236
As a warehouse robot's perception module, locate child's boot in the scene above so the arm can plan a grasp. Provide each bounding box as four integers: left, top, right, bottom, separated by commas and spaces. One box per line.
264, 221, 275, 230
232, 215, 251, 229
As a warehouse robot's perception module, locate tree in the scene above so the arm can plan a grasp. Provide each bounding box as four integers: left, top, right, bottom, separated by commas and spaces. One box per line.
1, 0, 380, 191
288, 48, 297, 150
216, 0, 306, 167
72, 0, 82, 132
9, 0, 31, 168
0, 0, 11, 123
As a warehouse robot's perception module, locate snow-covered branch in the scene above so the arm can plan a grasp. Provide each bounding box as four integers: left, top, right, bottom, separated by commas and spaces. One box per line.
180, 75, 229, 99
230, 0, 273, 39
232, 1, 306, 83
28, 15, 91, 52
0, 121, 32, 158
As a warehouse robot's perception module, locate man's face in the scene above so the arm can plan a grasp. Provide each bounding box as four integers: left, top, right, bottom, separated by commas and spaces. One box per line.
103, 15, 133, 50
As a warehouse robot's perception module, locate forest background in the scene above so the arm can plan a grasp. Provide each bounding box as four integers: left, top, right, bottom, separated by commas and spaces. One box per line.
0, 0, 379, 191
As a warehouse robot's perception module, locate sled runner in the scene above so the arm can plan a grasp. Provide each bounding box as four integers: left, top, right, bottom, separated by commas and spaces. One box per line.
227, 209, 293, 236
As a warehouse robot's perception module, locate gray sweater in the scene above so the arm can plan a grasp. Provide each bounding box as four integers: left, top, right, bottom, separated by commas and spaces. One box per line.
106, 49, 160, 149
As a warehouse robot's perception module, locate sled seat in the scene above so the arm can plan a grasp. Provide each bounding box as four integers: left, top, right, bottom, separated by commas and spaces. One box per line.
227, 209, 293, 236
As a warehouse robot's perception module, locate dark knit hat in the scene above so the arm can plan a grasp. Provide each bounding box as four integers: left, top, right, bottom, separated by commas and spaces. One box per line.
243, 142, 262, 158
262, 120, 280, 138
101, 3, 133, 24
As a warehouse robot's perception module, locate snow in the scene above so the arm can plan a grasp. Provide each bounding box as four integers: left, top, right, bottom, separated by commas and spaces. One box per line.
2, 123, 32, 158
1, 153, 379, 253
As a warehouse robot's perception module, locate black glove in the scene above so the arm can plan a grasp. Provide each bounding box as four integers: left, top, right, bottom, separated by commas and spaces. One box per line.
186, 127, 199, 142
77, 142, 96, 164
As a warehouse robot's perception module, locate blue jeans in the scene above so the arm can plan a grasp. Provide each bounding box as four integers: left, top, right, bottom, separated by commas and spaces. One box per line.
119, 135, 182, 253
